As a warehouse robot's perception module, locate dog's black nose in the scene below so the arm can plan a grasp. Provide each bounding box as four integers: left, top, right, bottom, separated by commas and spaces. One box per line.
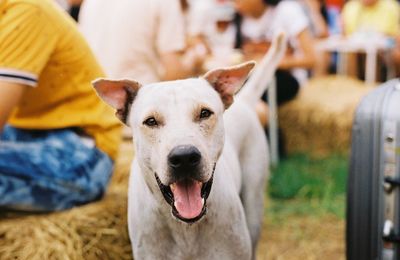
168, 145, 201, 171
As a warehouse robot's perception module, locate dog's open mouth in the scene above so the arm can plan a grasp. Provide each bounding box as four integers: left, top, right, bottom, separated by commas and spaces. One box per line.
155, 173, 213, 223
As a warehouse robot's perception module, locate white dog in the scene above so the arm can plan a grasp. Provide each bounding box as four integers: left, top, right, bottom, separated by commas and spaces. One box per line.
93, 33, 286, 260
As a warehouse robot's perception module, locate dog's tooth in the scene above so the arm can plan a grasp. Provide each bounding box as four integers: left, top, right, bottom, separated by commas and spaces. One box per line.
170, 183, 176, 192
201, 198, 205, 206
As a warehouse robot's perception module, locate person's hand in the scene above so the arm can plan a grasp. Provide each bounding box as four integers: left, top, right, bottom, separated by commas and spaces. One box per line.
304, 0, 322, 12
187, 35, 211, 55
242, 41, 271, 61
243, 41, 270, 55
0, 81, 26, 131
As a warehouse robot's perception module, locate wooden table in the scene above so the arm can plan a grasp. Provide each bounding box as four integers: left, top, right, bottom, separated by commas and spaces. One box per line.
316, 35, 395, 84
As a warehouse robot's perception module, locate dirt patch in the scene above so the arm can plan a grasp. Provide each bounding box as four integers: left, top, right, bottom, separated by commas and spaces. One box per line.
258, 214, 345, 259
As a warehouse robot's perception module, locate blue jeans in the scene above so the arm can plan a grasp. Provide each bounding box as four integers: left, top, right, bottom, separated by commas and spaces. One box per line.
0, 125, 114, 211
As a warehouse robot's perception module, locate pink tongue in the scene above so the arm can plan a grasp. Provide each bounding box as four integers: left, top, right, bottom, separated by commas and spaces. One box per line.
171, 180, 203, 219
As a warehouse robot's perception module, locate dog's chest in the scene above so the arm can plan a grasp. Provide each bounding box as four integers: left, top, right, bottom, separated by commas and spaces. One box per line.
172, 232, 208, 258
160, 216, 251, 259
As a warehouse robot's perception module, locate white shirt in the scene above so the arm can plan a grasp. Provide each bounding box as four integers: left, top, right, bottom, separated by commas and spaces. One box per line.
241, 1, 309, 83
79, 0, 186, 84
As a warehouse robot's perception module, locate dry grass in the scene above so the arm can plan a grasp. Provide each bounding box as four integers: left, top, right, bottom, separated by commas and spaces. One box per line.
0, 141, 345, 259
0, 142, 134, 260
0, 193, 131, 260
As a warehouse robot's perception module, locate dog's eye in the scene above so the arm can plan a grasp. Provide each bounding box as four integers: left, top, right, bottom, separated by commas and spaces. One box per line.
143, 117, 158, 127
200, 109, 213, 119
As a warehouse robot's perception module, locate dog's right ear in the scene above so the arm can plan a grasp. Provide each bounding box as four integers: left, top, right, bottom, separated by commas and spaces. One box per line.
92, 78, 141, 125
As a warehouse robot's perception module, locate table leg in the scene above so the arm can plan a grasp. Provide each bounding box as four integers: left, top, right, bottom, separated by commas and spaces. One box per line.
268, 77, 279, 166
337, 52, 347, 75
365, 48, 377, 84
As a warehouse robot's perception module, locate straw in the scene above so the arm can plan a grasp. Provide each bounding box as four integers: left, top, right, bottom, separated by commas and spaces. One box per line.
278, 75, 375, 157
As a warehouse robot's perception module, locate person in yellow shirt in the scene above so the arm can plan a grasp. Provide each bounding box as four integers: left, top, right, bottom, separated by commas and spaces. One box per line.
0, 0, 121, 211
341, 0, 400, 80
342, 0, 400, 36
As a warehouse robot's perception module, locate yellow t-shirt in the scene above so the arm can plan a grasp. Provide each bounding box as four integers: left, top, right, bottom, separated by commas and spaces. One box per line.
342, 0, 400, 36
0, 0, 122, 159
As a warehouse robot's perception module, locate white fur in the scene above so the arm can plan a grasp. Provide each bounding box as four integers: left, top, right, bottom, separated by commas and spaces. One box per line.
123, 34, 287, 260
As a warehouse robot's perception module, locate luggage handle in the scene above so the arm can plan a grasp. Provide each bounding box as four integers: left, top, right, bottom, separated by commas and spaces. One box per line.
383, 176, 400, 193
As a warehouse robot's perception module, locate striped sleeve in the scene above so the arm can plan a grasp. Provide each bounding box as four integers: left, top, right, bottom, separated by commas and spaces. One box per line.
0, 3, 57, 87
0, 68, 38, 87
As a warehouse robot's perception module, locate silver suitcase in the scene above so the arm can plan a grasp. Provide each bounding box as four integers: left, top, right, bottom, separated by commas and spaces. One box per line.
347, 79, 400, 260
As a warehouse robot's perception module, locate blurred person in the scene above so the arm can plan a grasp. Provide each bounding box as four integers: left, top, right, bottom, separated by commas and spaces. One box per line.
179, 0, 213, 67
299, 0, 332, 76
341, 0, 400, 80
0, 0, 121, 211
185, 0, 240, 68
234, 0, 316, 122
342, 0, 400, 37
79, 0, 206, 85
186, 0, 236, 51
234, 0, 316, 157
234, 0, 316, 85
300, 0, 330, 39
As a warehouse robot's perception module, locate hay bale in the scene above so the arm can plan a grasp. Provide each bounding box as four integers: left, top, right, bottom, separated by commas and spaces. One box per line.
0, 142, 134, 260
278, 76, 375, 156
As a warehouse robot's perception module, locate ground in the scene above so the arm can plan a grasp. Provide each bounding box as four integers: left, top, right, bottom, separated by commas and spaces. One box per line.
258, 153, 347, 259
258, 200, 345, 259
0, 143, 347, 259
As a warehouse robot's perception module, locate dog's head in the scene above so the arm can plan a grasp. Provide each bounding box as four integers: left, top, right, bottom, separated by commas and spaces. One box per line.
93, 61, 255, 223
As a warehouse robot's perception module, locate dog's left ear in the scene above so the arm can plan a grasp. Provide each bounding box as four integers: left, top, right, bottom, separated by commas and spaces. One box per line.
203, 61, 255, 109
92, 78, 141, 125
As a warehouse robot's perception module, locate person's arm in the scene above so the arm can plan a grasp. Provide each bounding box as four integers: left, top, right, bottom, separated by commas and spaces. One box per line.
0, 4, 57, 132
0, 82, 26, 131
278, 29, 316, 70
304, 0, 329, 38
161, 52, 191, 81
392, 36, 400, 67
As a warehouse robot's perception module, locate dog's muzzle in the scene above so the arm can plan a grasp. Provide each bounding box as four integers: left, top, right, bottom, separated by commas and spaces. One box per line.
155, 145, 214, 224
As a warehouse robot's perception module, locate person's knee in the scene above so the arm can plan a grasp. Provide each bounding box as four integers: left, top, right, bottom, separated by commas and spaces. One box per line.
275, 70, 300, 105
